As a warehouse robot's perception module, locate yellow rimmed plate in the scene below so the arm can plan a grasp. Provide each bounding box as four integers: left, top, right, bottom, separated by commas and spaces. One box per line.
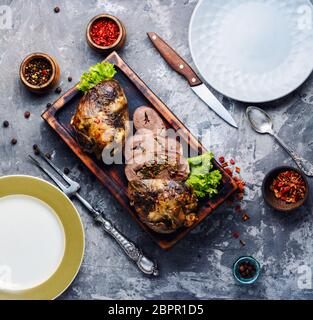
0, 175, 85, 300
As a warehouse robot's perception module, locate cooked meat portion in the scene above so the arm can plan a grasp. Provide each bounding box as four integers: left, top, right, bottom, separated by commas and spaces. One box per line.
124, 129, 183, 162
129, 179, 198, 234
133, 106, 166, 135
125, 151, 189, 181
71, 80, 129, 159
125, 106, 187, 181
127, 106, 198, 234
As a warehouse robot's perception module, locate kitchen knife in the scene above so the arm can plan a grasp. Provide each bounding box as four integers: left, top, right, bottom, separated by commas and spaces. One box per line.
147, 32, 238, 129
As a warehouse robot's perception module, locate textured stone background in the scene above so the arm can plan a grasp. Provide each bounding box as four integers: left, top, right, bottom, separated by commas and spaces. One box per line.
1, 0, 313, 300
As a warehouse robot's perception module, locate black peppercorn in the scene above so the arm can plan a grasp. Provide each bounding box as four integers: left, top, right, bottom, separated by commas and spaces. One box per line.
24, 111, 31, 119
68, 76, 72, 82
46, 103, 52, 109
55, 87, 62, 94
54, 7, 60, 13
3, 120, 9, 128
45, 152, 51, 160
64, 167, 70, 175
11, 138, 17, 145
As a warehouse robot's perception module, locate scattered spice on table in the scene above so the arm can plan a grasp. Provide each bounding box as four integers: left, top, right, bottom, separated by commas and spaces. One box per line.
54, 6, 60, 13
234, 176, 245, 193
242, 212, 250, 222
219, 157, 251, 249
218, 156, 225, 164
232, 231, 240, 239
240, 240, 246, 247
68, 76, 72, 82
33, 144, 40, 155
237, 260, 256, 279
24, 58, 52, 86
218, 156, 246, 201
45, 152, 51, 160
90, 18, 120, 47
3, 120, 9, 128
270, 170, 306, 203
55, 87, 62, 94
24, 111, 30, 119
11, 138, 17, 145
64, 167, 70, 175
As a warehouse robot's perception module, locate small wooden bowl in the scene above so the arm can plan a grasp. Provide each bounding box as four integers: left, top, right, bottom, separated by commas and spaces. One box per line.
86, 14, 126, 53
262, 166, 309, 212
20, 53, 60, 94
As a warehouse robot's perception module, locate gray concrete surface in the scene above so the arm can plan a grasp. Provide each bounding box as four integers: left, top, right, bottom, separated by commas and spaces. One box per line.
1, 0, 313, 300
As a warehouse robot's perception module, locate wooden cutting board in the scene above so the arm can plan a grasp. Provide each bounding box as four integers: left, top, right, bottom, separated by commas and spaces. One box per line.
42, 51, 237, 250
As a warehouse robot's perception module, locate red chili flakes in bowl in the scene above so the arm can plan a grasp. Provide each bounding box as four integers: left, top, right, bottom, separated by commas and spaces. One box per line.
90, 18, 120, 47
270, 170, 306, 204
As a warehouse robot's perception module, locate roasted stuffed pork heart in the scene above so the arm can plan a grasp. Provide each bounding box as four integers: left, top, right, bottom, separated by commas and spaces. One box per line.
71, 80, 129, 159
128, 179, 198, 234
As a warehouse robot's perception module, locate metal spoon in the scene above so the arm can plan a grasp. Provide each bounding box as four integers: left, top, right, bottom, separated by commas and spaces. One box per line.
246, 106, 313, 177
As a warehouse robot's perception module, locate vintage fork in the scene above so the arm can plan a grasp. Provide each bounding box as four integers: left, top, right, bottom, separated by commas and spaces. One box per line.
28, 152, 159, 276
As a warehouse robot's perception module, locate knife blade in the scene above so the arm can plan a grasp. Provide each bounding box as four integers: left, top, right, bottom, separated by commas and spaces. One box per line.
147, 32, 238, 129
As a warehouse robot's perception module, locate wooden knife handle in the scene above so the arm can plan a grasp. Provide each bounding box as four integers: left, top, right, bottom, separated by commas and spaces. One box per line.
147, 32, 202, 87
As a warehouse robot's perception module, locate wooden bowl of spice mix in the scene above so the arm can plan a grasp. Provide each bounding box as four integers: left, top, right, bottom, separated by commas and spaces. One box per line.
86, 14, 126, 53
19, 53, 60, 94
262, 166, 309, 212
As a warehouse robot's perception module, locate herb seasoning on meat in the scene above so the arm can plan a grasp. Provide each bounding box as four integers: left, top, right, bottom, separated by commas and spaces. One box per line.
24, 58, 52, 86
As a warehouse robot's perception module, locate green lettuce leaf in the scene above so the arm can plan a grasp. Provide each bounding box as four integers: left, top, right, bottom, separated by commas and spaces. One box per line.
186, 152, 222, 198
77, 62, 116, 92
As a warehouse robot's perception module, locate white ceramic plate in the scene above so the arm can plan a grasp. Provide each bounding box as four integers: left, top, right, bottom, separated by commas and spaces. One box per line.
189, 0, 313, 103
0, 195, 65, 291
0, 176, 85, 300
